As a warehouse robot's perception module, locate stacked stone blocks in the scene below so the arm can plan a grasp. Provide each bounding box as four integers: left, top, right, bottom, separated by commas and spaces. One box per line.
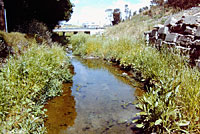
145, 14, 200, 66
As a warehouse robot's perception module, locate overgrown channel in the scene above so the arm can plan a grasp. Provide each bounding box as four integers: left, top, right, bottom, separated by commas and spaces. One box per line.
45, 57, 144, 134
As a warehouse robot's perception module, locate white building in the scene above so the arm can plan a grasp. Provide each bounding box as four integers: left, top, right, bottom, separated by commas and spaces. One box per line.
105, 9, 113, 26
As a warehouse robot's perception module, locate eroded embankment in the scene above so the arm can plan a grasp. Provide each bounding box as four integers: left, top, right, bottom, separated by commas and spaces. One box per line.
70, 34, 200, 133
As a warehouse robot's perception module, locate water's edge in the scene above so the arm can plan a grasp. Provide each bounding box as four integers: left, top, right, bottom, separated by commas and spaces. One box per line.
44, 57, 144, 134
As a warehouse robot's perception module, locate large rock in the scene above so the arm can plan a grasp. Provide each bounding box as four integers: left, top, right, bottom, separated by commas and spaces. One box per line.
158, 27, 169, 35
158, 27, 169, 40
184, 26, 197, 35
177, 35, 194, 46
165, 33, 179, 43
164, 16, 178, 27
171, 24, 184, 33
182, 15, 199, 26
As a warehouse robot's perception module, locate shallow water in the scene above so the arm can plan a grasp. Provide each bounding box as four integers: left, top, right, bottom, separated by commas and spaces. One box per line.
45, 57, 143, 134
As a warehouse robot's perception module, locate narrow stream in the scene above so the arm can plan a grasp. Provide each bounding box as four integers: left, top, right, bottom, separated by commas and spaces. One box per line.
44, 57, 143, 134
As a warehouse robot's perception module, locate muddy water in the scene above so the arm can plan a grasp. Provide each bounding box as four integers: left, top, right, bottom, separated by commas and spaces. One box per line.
45, 57, 143, 134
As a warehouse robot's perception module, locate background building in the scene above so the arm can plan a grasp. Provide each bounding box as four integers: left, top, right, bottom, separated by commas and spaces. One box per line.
105, 9, 113, 26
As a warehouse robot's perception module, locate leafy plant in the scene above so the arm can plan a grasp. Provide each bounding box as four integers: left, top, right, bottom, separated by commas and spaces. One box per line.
0, 43, 72, 133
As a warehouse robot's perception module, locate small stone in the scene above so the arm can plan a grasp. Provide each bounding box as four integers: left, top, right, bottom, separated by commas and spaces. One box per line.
82, 126, 90, 131
122, 72, 128, 76
117, 119, 127, 124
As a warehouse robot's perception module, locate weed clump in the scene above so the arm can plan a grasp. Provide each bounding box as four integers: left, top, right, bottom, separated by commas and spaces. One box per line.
0, 43, 72, 133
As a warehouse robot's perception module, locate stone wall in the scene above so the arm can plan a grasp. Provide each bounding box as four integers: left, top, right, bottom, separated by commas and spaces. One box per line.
145, 13, 200, 66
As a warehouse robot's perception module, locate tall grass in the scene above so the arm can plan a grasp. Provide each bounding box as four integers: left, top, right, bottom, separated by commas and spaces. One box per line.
0, 43, 72, 133
70, 34, 200, 133
105, 15, 154, 39
104, 6, 178, 39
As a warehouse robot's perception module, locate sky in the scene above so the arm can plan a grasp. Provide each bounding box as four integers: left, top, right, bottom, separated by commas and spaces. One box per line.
68, 0, 151, 26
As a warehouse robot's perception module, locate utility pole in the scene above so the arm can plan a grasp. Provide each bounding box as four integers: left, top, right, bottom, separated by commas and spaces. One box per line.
0, 0, 6, 31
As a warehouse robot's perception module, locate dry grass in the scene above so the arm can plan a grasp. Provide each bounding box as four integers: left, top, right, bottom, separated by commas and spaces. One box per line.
0, 31, 36, 47
0, 31, 38, 54
105, 6, 178, 39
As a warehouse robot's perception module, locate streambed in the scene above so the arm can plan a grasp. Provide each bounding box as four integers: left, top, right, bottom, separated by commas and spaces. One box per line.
44, 57, 143, 134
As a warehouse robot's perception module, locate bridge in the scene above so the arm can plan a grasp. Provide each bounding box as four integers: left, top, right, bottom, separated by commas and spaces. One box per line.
53, 27, 105, 36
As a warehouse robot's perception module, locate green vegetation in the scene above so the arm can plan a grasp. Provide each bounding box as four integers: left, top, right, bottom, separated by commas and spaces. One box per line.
105, 15, 153, 38
0, 32, 72, 133
105, 7, 175, 39
70, 33, 200, 133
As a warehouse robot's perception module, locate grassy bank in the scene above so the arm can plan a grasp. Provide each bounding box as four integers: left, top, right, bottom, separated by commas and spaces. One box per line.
0, 32, 72, 133
70, 33, 200, 133
104, 6, 177, 39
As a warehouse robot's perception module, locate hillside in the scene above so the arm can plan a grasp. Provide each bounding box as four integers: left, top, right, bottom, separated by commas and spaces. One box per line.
105, 6, 200, 39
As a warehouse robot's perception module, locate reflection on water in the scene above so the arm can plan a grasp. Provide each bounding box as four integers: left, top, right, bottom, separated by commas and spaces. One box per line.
45, 57, 144, 134
44, 83, 77, 134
